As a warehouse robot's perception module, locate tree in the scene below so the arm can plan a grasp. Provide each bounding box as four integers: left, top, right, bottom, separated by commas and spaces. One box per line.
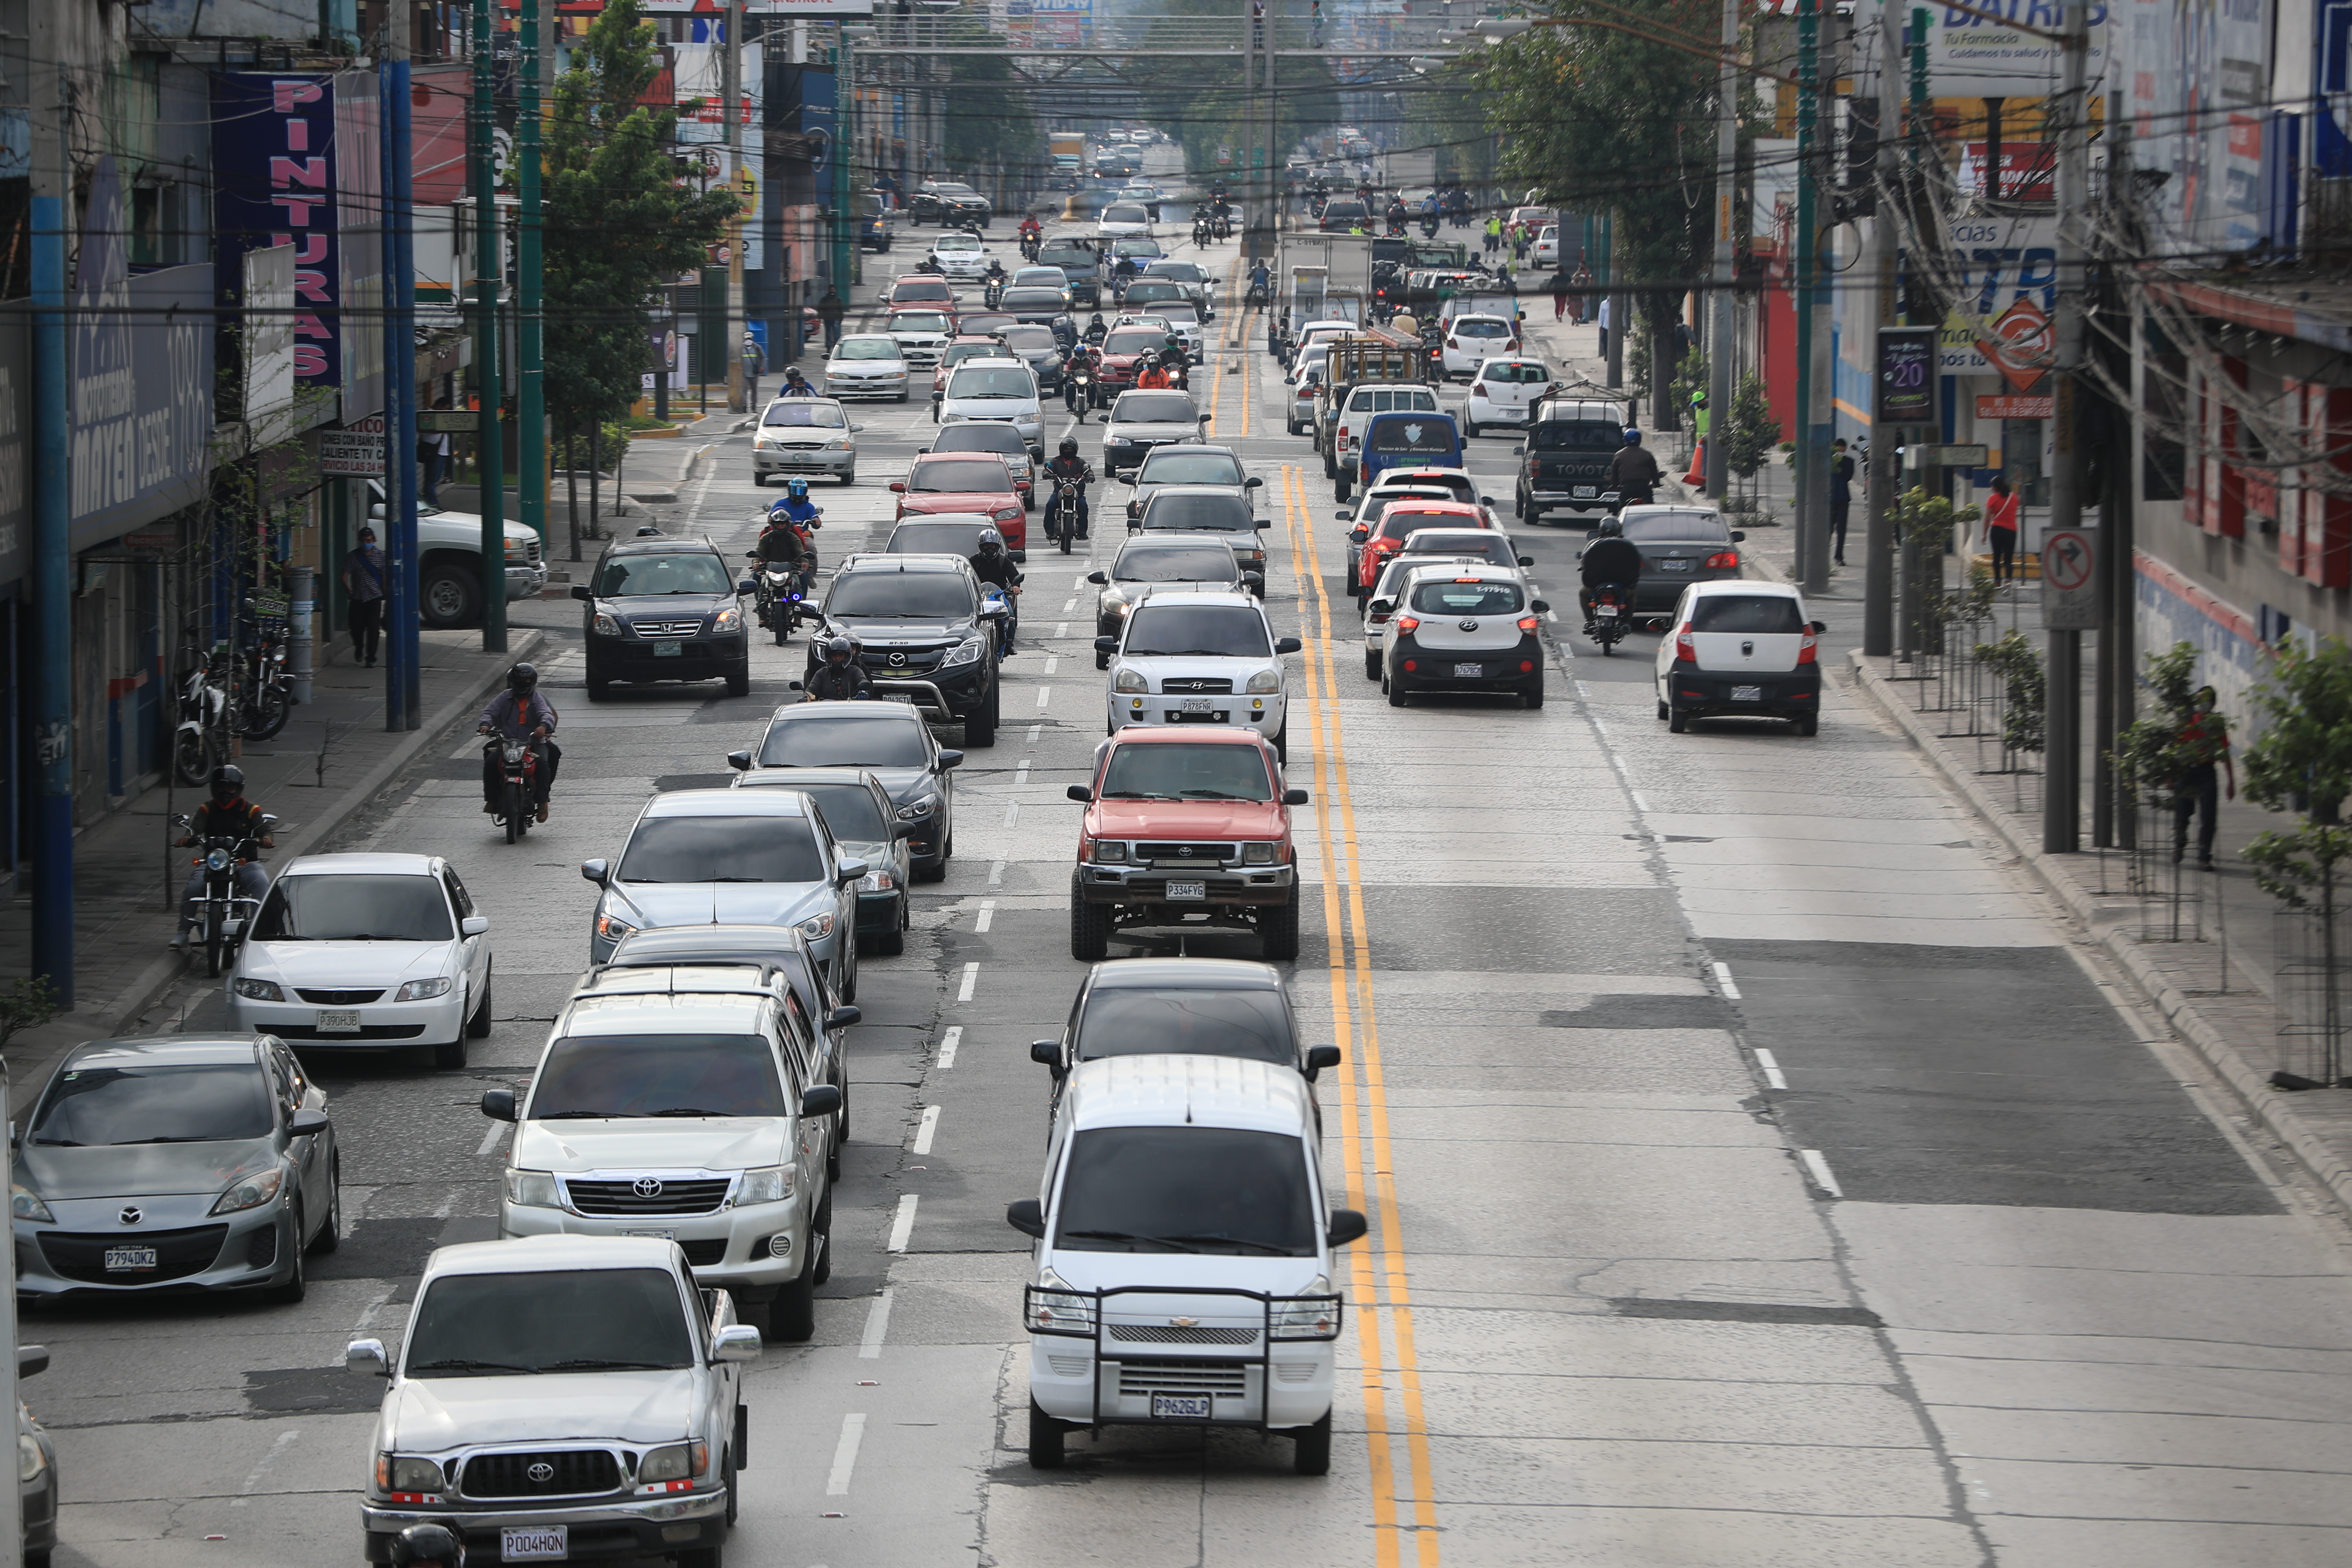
937, 14, 1042, 202
1722, 371, 1778, 479
1132, 0, 1341, 190
2240, 637, 2352, 1084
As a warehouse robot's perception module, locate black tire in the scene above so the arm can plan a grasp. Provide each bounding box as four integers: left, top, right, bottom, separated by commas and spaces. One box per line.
675, 1547, 722, 1568
1668, 706, 1689, 733
774, 612, 789, 647
1364, 650, 1381, 681
310, 1155, 342, 1254
504, 781, 525, 844
810, 1188, 834, 1285
1261, 890, 1301, 961
586, 673, 610, 703
205, 905, 224, 979
1293, 1411, 1333, 1476
723, 1436, 740, 1525
837, 936, 858, 1005
768, 1252, 817, 1343
173, 726, 213, 787
466, 971, 494, 1038
1322, 444, 1336, 478
1464, 419, 1480, 439
1272, 723, 1288, 764
1657, 698, 1670, 720
1386, 677, 1407, 708
1071, 894, 1111, 962
266, 1207, 307, 1305
1523, 682, 1545, 709
966, 682, 999, 747
243, 683, 291, 741
725, 662, 751, 698
1029, 1400, 1069, 1469
877, 897, 907, 956
435, 1022, 468, 1069
841, 470, 856, 487
420, 562, 483, 630
1796, 714, 1819, 737
1334, 475, 1351, 504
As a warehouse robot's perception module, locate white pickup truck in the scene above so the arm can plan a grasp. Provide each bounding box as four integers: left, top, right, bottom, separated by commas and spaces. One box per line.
348, 1234, 759, 1568
367, 481, 550, 629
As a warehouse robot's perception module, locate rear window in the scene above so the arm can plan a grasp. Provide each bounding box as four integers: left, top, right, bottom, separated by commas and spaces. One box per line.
1529, 421, 1622, 451
1402, 534, 1511, 566
1075, 988, 1293, 1066
1115, 392, 1198, 424
1623, 511, 1730, 543
1481, 362, 1549, 384
931, 423, 1026, 456
1348, 389, 1437, 413
1366, 416, 1458, 456
1690, 594, 1804, 634
1377, 508, 1473, 542
1138, 450, 1246, 487
1105, 330, 1165, 355
1410, 579, 1523, 616
909, 457, 1014, 493
1140, 493, 1253, 533
1454, 318, 1513, 337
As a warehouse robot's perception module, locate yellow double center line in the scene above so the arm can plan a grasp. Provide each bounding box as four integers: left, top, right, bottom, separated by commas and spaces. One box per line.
1282, 463, 1439, 1566
1204, 264, 1246, 441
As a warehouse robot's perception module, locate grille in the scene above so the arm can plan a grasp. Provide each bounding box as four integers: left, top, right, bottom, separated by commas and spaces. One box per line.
678, 1238, 728, 1267
860, 647, 946, 673
39, 1224, 230, 1285
1274, 1360, 1317, 1383
1157, 677, 1233, 695
631, 618, 707, 638
245, 1225, 279, 1269
1109, 1323, 1258, 1345
1135, 842, 1235, 862
1047, 1354, 1091, 1378
268, 1023, 425, 1041
295, 987, 383, 1004
1115, 1358, 1251, 1399
460, 1449, 622, 1500
564, 1177, 733, 1217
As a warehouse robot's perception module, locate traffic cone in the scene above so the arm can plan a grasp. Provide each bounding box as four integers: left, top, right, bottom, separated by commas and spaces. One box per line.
1683, 440, 1706, 487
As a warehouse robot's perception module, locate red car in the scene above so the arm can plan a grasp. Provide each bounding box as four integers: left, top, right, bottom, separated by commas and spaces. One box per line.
890, 453, 1028, 557
1066, 725, 1309, 961
1091, 324, 1170, 404
1351, 499, 1487, 594
888, 274, 958, 309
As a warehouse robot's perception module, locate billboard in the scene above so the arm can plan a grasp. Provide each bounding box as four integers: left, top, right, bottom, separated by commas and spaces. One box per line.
1923, 2, 2113, 99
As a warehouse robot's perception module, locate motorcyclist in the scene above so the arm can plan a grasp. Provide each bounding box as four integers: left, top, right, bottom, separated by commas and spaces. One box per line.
1247, 258, 1271, 304
478, 663, 559, 822
968, 527, 1026, 651
1135, 355, 1175, 390
982, 254, 1008, 305
1578, 516, 1645, 632
172, 764, 274, 951
1608, 426, 1663, 511
779, 364, 815, 397
1112, 252, 1139, 299
1041, 437, 1094, 539
803, 634, 873, 701
1082, 312, 1108, 346
762, 478, 823, 595
1063, 344, 1098, 416
1017, 213, 1042, 256
389, 1522, 465, 1568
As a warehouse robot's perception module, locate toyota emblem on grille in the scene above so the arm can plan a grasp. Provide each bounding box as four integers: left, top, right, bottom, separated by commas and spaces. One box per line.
527, 1463, 556, 1485
632, 1177, 664, 1199
118, 1206, 142, 1226
1178, 846, 1194, 857
1458, 619, 1479, 632
888, 651, 908, 667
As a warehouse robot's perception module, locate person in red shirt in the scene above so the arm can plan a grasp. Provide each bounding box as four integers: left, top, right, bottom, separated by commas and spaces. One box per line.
2172, 685, 2235, 868
1984, 474, 2021, 583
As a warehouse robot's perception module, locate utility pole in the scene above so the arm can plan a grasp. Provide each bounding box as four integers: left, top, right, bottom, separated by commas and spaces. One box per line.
1793, 0, 1821, 587
1862, 0, 1901, 657
1703, 0, 1737, 498
2096, 121, 2136, 850
724, 0, 746, 414
2041, 0, 2090, 854
1801, 0, 1836, 594
28, 0, 71, 1007
518, 0, 547, 552
472, 0, 508, 653
833, 28, 854, 312
383, 0, 421, 729
1605, 213, 1624, 390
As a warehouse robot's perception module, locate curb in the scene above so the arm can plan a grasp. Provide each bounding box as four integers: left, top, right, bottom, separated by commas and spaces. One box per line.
1844, 646, 2352, 1216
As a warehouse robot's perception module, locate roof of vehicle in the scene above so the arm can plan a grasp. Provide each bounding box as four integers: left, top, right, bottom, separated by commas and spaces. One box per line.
1684, 577, 1800, 599
835, 553, 978, 576
729, 766, 887, 793
277, 851, 440, 879
1087, 956, 1283, 992
1448, 312, 1515, 326
1140, 444, 1240, 463
576, 964, 784, 1001
766, 698, 931, 724
640, 787, 814, 821
559, 991, 774, 1035
1532, 398, 1629, 423
1367, 466, 1473, 489
66, 1034, 260, 1070
600, 534, 723, 558
1063, 1053, 1314, 1137
422, 1234, 690, 1281
1125, 588, 1261, 616
1105, 722, 1267, 749
606, 924, 820, 965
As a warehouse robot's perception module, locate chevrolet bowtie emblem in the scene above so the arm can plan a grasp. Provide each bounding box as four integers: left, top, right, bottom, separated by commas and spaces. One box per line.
1170, 1317, 1199, 1327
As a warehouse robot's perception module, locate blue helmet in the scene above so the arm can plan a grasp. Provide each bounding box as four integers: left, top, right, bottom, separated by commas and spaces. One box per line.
787, 477, 810, 499
1622, 427, 1642, 445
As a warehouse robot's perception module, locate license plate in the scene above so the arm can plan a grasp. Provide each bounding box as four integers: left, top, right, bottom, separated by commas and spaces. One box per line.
315, 1010, 361, 1033
104, 1246, 158, 1272
1150, 1392, 1214, 1420
1179, 698, 1214, 714
654, 640, 683, 657
1732, 685, 1763, 703
1660, 558, 1693, 572
1573, 485, 1597, 498
1597, 606, 1620, 618
1453, 662, 1484, 678
502, 1526, 567, 1562
622, 1229, 676, 1241
1166, 881, 1207, 901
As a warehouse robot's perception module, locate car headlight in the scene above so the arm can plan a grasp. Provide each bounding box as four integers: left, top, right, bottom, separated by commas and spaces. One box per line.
993, 506, 1022, 522
232, 977, 284, 1002
19, 1433, 45, 1483
940, 635, 988, 668
799, 912, 836, 940
1032, 1265, 1096, 1331
1271, 1274, 1341, 1340
394, 977, 452, 1002
858, 870, 897, 892
209, 1164, 286, 1216
711, 606, 742, 632
897, 796, 938, 820
753, 433, 774, 449
1243, 841, 1277, 865
591, 612, 622, 637
1247, 669, 1282, 694
1113, 669, 1147, 693
1090, 839, 1128, 864
736, 1165, 795, 1206
11, 1183, 54, 1223
499, 1170, 561, 1212
827, 438, 850, 449
638, 1440, 708, 1485
504, 538, 531, 563
941, 411, 965, 424
595, 910, 638, 942
376, 1454, 444, 1494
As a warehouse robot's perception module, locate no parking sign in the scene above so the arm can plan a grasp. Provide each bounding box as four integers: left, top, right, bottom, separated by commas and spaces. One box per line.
2041, 528, 2097, 630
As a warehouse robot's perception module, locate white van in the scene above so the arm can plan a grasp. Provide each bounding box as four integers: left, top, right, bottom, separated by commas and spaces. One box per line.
1007, 1054, 1366, 1474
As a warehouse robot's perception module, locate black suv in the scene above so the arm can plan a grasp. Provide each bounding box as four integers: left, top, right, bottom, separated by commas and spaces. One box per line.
1516, 398, 1633, 526
574, 534, 751, 699
804, 556, 1003, 746
909, 180, 992, 228
726, 702, 964, 881
1036, 242, 1100, 307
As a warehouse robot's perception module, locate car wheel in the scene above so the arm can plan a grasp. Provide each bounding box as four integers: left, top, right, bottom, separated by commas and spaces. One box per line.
1272, 723, 1288, 763
1261, 890, 1301, 961
1071, 895, 1111, 962
877, 896, 906, 956
1387, 676, 1407, 707
465, 969, 494, 1038
1657, 698, 1670, 721
767, 1253, 818, 1343
841, 470, 855, 487
310, 1154, 342, 1254
752, 473, 769, 488
266, 1207, 307, 1305
1523, 682, 1544, 710
586, 673, 610, 703
965, 682, 1000, 747
1293, 1411, 1334, 1476
420, 563, 482, 629
1334, 475, 1351, 503
1668, 706, 1689, 733
1029, 1400, 1069, 1469
1464, 418, 1480, 438
435, 1017, 469, 1069
725, 662, 751, 698
1323, 445, 1335, 478
1796, 714, 1819, 737
1364, 649, 1381, 681
810, 1188, 834, 1285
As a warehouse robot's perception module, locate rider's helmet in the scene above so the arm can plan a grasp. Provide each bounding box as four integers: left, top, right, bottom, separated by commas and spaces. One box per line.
784, 362, 810, 383
977, 527, 1005, 558
823, 634, 855, 668
1596, 517, 1626, 537
787, 477, 811, 499
389, 1522, 465, 1568
209, 764, 245, 804
1088, 312, 1105, 328
1058, 437, 1079, 459
507, 662, 539, 696
1622, 426, 1642, 446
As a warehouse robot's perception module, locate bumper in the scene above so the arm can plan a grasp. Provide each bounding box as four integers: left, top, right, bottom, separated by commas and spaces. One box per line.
754, 445, 855, 477
1074, 861, 1298, 910
507, 564, 548, 602
1666, 666, 1822, 718
361, 1489, 727, 1564
1528, 487, 1618, 513
592, 916, 843, 970
499, 1198, 808, 1293
228, 988, 466, 1046
856, 890, 902, 934
1107, 692, 1285, 737
1028, 1341, 1333, 1430
587, 634, 750, 683
14, 1201, 298, 1299
826, 375, 909, 399
1465, 403, 1530, 427
1387, 636, 1545, 694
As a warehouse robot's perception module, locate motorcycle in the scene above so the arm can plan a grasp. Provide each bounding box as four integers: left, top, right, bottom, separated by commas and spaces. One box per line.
1045, 477, 1085, 553
238, 597, 292, 741
1020, 230, 1042, 263
172, 647, 228, 786
1212, 204, 1234, 239
1065, 360, 1095, 421
175, 809, 276, 978
743, 557, 806, 645
1193, 218, 1213, 249
483, 735, 541, 843
1587, 585, 1632, 655
982, 585, 1017, 659
1421, 215, 1440, 239
1244, 279, 1269, 310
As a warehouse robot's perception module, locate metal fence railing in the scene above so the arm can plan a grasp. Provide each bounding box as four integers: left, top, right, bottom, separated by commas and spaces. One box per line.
2275, 903, 2351, 1087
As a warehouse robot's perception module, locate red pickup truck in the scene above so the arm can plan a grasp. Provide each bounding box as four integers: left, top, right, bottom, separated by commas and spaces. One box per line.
1066, 726, 1309, 961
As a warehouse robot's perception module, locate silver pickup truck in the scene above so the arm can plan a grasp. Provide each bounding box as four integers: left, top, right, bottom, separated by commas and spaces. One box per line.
367, 481, 550, 628
348, 1234, 759, 1567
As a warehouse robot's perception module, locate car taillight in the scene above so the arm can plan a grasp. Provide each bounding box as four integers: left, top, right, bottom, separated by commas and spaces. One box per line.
1798, 629, 1819, 665
1369, 608, 1389, 624
1446, 336, 1459, 349
1394, 615, 1421, 634
1516, 614, 1540, 634
1704, 550, 1739, 570
1675, 625, 1697, 663
1338, 427, 1350, 448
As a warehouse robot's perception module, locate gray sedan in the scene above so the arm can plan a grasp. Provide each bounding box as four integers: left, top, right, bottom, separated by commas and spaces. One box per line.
11, 1034, 339, 1306
1603, 504, 1749, 616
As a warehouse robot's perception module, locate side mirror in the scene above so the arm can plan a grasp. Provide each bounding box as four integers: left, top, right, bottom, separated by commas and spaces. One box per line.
1086, 570, 1107, 584
1368, 598, 1393, 616
1731, 530, 1747, 542
345, 1338, 389, 1378
787, 680, 803, 692
15, 1346, 47, 1381
1275, 635, 1302, 655
1283, 787, 1311, 805
1326, 1209, 1370, 1248
726, 750, 754, 772
1094, 636, 1118, 654
799, 1084, 843, 1118
1243, 571, 1265, 588
369, 502, 386, 521
1482, 495, 1497, 506
1304, 1044, 1342, 1080
851, 424, 867, 433
939, 749, 965, 769
835, 858, 871, 887
1030, 1039, 1064, 1072
737, 578, 756, 595
1531, 600, 1551, 615
827, 1005, 861, 1029
1513, 445, 1525, 455
1066, 783, 1093, 802
1519, 555, 1534, 567
1350, 527, 1368, 542
261, 813, 280, 830
1335, 509, 1354, 522
893, 821, 918, 839
570, 584, 594, 602
1006, 1198, 1047, 1239
889, 481, 907, 492
1255, 516, 1270, 529
580, 859, 609, 885
460, 915, 490, 937
289, 1108, 331, 1138
713, 1323, 763, 1363
1245, 477, 1264, 490
480, 1088, 518, 1122
1811, 620, 1829, 635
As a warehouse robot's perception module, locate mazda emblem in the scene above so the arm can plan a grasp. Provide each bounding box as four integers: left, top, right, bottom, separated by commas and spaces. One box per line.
118, 1206, 143, 1226
527, 1462, 556, 1485
1458, 619, 1479, 633
888, 651, 908, 668
632, 1176, 664, 1199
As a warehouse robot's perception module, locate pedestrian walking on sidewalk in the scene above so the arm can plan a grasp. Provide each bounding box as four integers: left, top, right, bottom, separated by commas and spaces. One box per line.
818, 287, 846, 349
1829, 438, 1855, 565
1984, 474, 2020, 582
1550, 273, 1570, 321
1596, 296, 1611, 360
343, 526, 386, 667
420, 399, 452, 506
1483, 215, 1501, 256
2171, 686, 2235, 868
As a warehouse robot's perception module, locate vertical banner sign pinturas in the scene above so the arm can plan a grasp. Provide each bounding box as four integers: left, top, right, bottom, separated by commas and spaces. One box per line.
1874, 326, 1938, 428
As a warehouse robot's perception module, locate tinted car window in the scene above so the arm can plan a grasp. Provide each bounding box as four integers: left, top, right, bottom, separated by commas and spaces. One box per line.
31, 1061, 273, 1145
1529, 421, 1622, 450
1123, 603, 1271, 658
1054, 1127, 1315, 1256
1137, 450, 1245, 486
885, 521, 990, 556
594, 551, 732, 597
1454, 318, 1513, 337
931, 425, 1027, 458
529, 1034, 785, 1119
1691, 594, 1804, 634
1140, 493, 1253, 533
909, 457, 1014, 493
1410, 579, 1523, 616
893, 278, 951, 298
1623, 511, 1731, 543
406, 1268, 694, 1378
956, 313, 1016, 336
796, 783, 888, 843
1104, 329, 1165, 356
1147, 261, 1204, 282
1101, 740, 1274, 800
618, 815, 826, 884
253, 873, 453, 941
1102, 204, 1149, 224
759, 713, 931, 767
1482, 362, 1548, 384
1001, 325, 1059, 352
1000, 289, 1067, 311
1112, 240, 1162, 259
1075, 988, 1293, 1066
1115, 392, 1198, 424
1124, 282, 1183, 303
1376, 509, 1473, 542
1037, 245, 1093, 270
1366, 416, 1458, 455
945, 367, 1035, 399
836, 337, 901, 361
1115, 544, 1240, 583
1401, 534, 1512, 567
825, 570, 977, 617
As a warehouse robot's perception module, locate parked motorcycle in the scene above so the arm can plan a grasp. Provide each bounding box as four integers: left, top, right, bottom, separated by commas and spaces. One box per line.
239, 597, 292, 741
172, 645, 230, 786
483, 736, 540, 844
175, 809, 276, 978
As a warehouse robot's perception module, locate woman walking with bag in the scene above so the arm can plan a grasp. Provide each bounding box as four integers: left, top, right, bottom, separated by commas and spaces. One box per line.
1984, 474, 2021, 584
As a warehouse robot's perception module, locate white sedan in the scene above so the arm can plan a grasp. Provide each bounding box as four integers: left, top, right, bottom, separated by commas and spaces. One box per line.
824, 335, 913, 401
1096, 202, 1154, 241
928, 230, 993, 279
226, 852, 493, 1069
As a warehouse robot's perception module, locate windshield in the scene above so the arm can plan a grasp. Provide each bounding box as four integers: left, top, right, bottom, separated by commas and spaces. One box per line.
1138, 452, 1245, 487
1104, 330, 1164, 356
1150, 262, 1203, 282
1115, 393, 1197, 424
797, 784, 888, 843
1140, 494, 1252, 533
1113, 240, 1161, 258
934, 232, 980, 251
931, 425, 1025, 456
1014, 270, 1066, 288
1102, 205, 1148, 224
1123, 603, 1271, 658
1378, 509, 1473, 542
1124, 282, 1181, 302
759, 713, 931, 767
252, 873, 451, 942
1116, 545, 1238, 584
1001, 325, 1058, 351
405, 1268, 694, 1378
1366, 417, 1458, 455
761, 402, 846, 428
1410, 579, 1523, 616
1691, 594, 1804, 634
1624, 511, 1730, 543
530, 1033, 785, 1120
893, 279, 950, 298
836, 337, 901, 361
1482, 361, 1549, 384
1529, 421, 1621, 450
31, 1060, 272, 1145
1038, 246, 1091, 269
958, 314, 1016, 334
889, 311, 951, 333
1001, 291, 1065, 311
617, 815, 826, 884
946, 367, 1034, 400
909, 457, 1012, 493
828, 571, 980, 617
1054, 1127, 1316, 1256
593, 552, 732, 597
1076, 989, 1292, 1066
942, 343, 998, 367
885, 523, 988, 556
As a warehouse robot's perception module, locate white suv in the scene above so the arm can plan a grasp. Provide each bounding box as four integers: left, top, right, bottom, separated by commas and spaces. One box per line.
1100, 590, 1301, 760
1007, 1053, 1366, 1474
937, 357, 1044, 453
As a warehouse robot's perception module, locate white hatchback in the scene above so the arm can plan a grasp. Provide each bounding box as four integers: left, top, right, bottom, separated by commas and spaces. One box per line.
1533, 224, 1561, 269
1101, 590, 1302, 760
1096, 202, 1154, 241
1654, 579, 1827, 736
1462, 356, 1552, 437
1439, 314, 1522, 378
825, 334, 912, 401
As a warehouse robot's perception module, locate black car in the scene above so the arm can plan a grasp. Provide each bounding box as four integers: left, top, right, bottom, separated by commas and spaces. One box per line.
1031, 957, 1340, 1121
910, 180, 992, 228
729, 701, 965, 878
1320, 198, 1370, 233
574, 534, 751, 700
997, 322, 1067, 390
883, 517, 995, 561
1036, 242, 1100, 307
1515, 398, 1632, 525
998, 287, 1073, 331
801, 556, 1003, 745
